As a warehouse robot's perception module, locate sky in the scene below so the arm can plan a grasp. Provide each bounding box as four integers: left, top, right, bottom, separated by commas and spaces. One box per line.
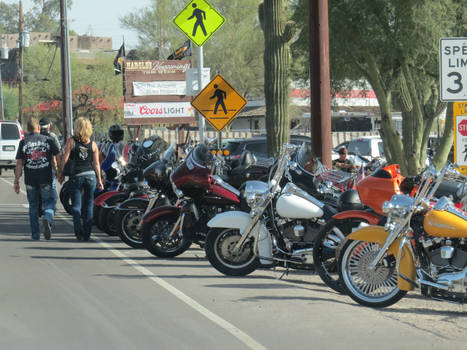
6, 0, 152, 50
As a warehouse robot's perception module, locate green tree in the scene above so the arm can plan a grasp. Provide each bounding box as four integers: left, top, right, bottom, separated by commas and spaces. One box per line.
260, 0, 295, 157
120, 0, 184, 60
204, 0, 264, 99
21, 45, 123, 135
0, 1, 73, 34
120, 0, 265, 99
292, 0, 466, 175
0, 2, 18, 33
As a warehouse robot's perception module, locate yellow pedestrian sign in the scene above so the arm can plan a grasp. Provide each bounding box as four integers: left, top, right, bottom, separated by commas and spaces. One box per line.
191, 75, 247, 132
173, 0, 225, 47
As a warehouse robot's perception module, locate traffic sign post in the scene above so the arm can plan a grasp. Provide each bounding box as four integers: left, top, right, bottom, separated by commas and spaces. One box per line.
191, 75, 247, 132
440, 38, 467, 102
173, 0, 225, 47
453, 102, 467, 174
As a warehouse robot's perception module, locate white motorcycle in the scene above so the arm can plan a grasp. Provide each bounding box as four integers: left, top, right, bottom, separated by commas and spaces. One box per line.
204, 143, 336, 276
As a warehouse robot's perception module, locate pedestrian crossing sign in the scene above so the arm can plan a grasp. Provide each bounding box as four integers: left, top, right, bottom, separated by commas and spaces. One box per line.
191, 75, 247, 132
173, 0, 225, 47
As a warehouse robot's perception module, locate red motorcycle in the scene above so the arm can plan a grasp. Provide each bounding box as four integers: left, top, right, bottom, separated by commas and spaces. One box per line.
141, 144, 244, 258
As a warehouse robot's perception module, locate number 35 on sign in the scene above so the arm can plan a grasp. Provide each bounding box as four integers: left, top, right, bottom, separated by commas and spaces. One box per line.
440, 38, 467, 102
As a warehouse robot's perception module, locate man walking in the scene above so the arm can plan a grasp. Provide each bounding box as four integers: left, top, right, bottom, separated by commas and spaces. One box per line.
39, 117, 62, 210
14, 118, 59, 240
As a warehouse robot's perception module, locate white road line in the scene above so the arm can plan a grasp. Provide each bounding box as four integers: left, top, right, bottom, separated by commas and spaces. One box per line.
0, 177, 27, 195
3, 175, 267, 350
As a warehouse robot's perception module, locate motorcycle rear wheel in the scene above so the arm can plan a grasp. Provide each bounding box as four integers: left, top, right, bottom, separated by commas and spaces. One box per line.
339, 239, 407, 308
313, 218, 370, 294
205, 228, 260, 276
142, 212, 192, 258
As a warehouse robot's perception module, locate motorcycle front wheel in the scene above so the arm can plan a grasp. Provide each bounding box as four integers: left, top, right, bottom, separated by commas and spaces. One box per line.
205, 228, 260, 276
119, 209, 145, 248
142, 213, 192, 258
338, 239, 407, 308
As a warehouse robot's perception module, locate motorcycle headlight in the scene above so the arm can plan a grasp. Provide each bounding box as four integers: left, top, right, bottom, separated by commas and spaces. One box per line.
246, 192, 266, 208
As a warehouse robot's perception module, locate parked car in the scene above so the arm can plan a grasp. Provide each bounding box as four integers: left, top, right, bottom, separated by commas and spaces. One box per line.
223, 135, 311, 161
0, 121, 24, 174
347, 136, 384, 159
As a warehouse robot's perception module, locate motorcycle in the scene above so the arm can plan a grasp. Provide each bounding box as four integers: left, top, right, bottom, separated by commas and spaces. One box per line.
338, 163, 467, 308
141, 143, 246, 258
204, 143, 338, 276
313, 164, 467, 293
95, 135, 168, 235
113, 143, 178, 248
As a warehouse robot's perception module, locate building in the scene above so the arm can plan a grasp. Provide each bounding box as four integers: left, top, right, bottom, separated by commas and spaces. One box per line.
0, 32, 112, 52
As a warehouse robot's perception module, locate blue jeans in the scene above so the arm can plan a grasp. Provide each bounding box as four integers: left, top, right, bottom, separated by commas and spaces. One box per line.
69, 174, 96, 238
26, 183, 56, 239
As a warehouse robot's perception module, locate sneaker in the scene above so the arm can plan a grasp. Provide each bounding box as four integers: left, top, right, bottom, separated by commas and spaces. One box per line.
43, 218, 52, 240
31, 235, 40, 240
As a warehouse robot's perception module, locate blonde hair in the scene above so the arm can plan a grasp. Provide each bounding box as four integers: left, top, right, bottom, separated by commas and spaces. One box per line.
73, 117, 93, 143
27, 117, 39, 133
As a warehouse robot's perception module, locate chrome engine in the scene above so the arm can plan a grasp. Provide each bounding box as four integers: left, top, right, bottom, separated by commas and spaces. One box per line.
420, 236, 467, 296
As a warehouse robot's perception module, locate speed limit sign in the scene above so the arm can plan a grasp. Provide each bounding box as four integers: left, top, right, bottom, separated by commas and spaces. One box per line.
440, 38, 467, 101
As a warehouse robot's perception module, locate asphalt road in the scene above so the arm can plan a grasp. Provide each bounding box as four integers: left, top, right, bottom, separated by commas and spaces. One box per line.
0, 171, 466, 350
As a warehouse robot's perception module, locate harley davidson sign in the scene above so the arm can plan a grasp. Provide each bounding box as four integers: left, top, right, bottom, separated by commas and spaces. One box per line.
125, 60, 190, 75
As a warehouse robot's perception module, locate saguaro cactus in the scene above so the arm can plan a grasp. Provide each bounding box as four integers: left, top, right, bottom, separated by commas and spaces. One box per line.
259, 0, 295, 157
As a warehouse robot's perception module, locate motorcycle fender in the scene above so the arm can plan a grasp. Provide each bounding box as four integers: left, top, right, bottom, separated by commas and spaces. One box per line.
94, 190, 120, 206
333, 210, 381, 226
347, 225, 416, 291
142, 206, 180, 226
207, 211, 272, 264
117, 197, 149, 210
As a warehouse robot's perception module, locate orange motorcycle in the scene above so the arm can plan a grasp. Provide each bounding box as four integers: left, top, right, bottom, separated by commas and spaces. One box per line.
312, 164, 465, 293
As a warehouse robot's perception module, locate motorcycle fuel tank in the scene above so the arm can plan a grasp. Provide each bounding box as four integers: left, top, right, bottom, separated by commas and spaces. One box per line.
276, 193, 324, 219
424, 209, 467, 238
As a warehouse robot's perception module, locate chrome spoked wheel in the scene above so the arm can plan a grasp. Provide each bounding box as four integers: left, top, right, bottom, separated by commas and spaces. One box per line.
205, 228, 260, 276
121, 211, 143, 242
339, 239, 406, 308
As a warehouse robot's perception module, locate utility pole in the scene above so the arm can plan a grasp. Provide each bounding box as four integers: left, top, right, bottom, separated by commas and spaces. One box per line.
18, 0, 24, 125
309, 0, 332, 168
0, 65, 4, 120
60, 0, 73, 138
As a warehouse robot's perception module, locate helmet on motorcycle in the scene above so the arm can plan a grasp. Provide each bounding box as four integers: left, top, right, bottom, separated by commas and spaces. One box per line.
108, 124, 124, 143
337, 189, 364, 211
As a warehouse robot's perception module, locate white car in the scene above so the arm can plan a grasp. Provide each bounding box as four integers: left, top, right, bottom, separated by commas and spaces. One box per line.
0, 121, 24, 174
347, 136, 384, 159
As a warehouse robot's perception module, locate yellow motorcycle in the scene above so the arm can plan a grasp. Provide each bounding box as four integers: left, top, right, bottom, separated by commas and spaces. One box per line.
338, 163, 467, 308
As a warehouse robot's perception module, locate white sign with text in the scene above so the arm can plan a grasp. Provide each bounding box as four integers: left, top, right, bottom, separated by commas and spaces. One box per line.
132, 81, 187, 96
440, 37, 467, 101
124, 102, 194, 118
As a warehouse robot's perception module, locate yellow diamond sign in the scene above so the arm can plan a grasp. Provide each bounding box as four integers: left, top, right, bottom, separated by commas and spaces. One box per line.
191, 75, 247, 132
173, 0, 225, 47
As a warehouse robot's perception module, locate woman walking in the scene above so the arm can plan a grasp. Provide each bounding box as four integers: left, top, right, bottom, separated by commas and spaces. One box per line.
59, 118, 103, 240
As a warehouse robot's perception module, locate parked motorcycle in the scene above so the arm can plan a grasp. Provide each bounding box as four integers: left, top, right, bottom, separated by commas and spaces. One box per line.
313, 164, 467, 293
95, 135, 168, 235
141, 143, 247, 258
338, 163, 467, 308
113, 143, 178, 248
204, 143, 338, 276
